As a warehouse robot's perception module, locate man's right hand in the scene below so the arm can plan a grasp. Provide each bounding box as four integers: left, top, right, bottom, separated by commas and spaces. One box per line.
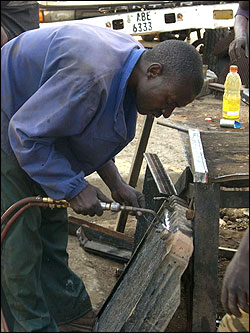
69, 183, 112, 217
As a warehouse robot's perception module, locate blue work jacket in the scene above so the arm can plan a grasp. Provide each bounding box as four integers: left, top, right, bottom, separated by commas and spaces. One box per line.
1, 23, 145, 200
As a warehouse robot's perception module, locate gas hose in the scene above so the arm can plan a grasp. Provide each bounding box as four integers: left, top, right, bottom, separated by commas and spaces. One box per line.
1, 198, 163, 332
1, 197, 70, 332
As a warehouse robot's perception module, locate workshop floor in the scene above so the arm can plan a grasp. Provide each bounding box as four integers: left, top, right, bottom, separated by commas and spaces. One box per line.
66, 94, 249, 331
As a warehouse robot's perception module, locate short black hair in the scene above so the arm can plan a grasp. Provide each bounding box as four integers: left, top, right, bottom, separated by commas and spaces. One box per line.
143, 40, 204, 96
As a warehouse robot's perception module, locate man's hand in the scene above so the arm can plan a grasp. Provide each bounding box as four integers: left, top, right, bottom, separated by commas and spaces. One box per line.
221, 228, 249, 317
69, 183, 112, 217
97, 159, 145, 215
229, 36, 249, 62
111, 182, 146, 216
229, 12, 249, 62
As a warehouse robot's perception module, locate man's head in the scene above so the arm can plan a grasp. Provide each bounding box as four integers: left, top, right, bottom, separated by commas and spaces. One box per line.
129, 40, 204, 118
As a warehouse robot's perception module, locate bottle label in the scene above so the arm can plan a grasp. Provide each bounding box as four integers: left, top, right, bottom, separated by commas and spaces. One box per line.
227, 111, 240, 116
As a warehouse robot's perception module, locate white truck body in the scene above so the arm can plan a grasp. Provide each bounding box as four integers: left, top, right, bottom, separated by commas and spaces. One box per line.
38, 2, 239, 37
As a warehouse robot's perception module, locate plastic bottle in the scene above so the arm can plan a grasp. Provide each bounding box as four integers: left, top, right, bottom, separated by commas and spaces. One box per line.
222, 65, 242, 121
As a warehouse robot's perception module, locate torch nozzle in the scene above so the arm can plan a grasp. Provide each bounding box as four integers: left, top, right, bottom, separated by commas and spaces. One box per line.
99, 201, 163, 225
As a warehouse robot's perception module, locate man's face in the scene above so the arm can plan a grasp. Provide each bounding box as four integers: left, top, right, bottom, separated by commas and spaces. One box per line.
135, 74, 196, 119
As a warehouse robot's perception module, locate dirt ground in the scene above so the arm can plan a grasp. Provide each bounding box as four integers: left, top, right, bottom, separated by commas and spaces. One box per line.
66, 94, 249, 331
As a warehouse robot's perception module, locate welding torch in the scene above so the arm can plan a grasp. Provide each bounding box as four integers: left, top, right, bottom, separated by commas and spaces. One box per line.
99, 201, 162, 224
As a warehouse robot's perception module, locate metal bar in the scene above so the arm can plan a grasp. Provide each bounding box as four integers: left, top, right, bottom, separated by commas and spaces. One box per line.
133, 165, 162, 251
157, 120, 236, 135
188, 129, 208, 183
211, 173, 249, 183
68, 215, 133, 242
157, 120, 189, 133
143, 153, 178, 196
218, 246, 237, 260
94, 199, 192, 332
242, 88, 249, 105
174, 167, 193, 197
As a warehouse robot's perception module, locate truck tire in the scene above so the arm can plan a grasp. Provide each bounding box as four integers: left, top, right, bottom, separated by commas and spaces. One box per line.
202, 28, 231, 75
141, 34, 156, 42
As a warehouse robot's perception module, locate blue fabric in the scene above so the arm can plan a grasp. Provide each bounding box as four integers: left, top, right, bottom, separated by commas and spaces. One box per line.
1, 23, 145, 200
236, 6, 249, 20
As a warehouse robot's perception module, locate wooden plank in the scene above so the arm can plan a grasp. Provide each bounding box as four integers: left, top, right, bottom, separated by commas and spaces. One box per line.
201, 132, 249, 182
157, 94, 249, 133
94, 196, 193, 332
180, 131, 249, 183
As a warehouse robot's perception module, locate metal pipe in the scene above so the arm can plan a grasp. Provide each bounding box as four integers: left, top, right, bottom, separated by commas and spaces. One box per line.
100, 202, 164, 225
156, 121, 189, 133
1, 197, 70, 332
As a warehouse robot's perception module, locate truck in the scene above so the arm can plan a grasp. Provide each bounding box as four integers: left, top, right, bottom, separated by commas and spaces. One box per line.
38, 1, 239, 46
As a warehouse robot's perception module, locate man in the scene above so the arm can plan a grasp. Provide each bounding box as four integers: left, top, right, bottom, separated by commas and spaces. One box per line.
217, 5, 249, 331
1, 1, 39, 47
218, 228, 249, 332
229, 0, 249, 88
229, 1, 249, 63
212, 1, 249, 87
1, 23, 204, 332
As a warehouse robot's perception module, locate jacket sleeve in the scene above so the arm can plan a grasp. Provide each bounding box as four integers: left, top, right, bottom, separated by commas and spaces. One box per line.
8, 65, 105, 200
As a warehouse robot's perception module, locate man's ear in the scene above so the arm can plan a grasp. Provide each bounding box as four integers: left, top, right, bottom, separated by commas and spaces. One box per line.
147, 63, 163, 79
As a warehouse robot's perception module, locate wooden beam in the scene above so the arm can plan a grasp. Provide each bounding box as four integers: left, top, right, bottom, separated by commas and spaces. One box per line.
190, 183, 220, 332
116, 115, 154, 232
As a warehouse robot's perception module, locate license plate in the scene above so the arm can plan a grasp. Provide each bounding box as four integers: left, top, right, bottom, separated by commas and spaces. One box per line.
130, 11, 153, 33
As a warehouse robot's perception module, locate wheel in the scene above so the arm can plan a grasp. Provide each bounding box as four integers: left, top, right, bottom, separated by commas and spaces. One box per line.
141, 34, 156, 42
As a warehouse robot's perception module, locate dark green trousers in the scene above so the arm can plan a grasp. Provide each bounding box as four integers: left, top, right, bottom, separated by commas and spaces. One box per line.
1, 150, 92, 332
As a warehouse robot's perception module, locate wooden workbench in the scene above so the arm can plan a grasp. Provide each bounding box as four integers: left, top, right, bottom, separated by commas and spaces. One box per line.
156, 95, 249, 332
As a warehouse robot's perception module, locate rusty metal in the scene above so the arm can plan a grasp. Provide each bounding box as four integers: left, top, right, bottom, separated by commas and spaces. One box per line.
143, 153, 178, 196
186, 198, 195, 221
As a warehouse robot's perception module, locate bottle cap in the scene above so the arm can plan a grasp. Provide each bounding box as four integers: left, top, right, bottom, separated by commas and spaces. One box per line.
230, 65, 238, 73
